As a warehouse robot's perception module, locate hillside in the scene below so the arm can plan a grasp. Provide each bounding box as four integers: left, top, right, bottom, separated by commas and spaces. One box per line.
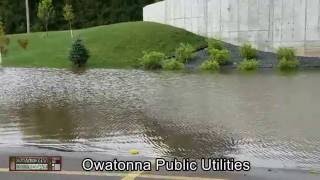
3, 22, 206, 68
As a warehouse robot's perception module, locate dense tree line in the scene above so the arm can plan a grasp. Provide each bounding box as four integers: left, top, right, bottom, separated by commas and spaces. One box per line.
0, 0, 157, 34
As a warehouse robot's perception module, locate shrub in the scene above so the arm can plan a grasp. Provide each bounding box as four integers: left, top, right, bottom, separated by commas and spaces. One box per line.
276, 47, 299, 70
0, 22, 9, 58
0, 37, 9, 56
18, 38, 29, 49
1, 36, 10, 46
238, 59, 259, 71
200, 60, 220, 71
278, 57, 299, 70
208, 48, 230, 65
207, 38, 224, 50
0, 21, 5, 37
140, 51, 165, 70
69, 39, 90, 67
240, 43, 257, 59
0, 44, 5, 54
162, 58, 184, 70
175, 43, 194, 63
277, 47, 296, 60
0, 47, 8, 56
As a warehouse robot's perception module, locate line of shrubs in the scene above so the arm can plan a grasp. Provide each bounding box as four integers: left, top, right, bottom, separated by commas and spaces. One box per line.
69, 37, 300, 70
1, 22, 29, 56
67, 37, 299, 70
0, 37, 30, 57
134, 38, 300, 72
200, 38, 299, 72
136, 43, 194, 71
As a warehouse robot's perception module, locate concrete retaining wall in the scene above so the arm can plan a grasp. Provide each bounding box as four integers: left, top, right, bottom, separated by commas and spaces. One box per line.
143, 1, 166, 24
143, 0, 320, 56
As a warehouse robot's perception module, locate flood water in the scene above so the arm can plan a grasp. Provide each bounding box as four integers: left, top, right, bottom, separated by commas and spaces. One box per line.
0, 68, 320, 170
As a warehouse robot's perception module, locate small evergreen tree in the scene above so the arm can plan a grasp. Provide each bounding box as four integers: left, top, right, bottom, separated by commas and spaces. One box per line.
69, 39, 89, 67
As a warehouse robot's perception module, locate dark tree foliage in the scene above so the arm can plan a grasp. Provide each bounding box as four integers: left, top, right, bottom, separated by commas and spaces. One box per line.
0, 0, 157, 34
69, 39, 89, 67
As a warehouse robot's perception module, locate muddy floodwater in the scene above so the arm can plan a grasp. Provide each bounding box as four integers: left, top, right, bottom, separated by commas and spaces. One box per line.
0, 68, 319, 170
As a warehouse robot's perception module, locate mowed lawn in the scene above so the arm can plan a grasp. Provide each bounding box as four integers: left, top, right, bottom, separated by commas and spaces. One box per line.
3, 22, 206, 69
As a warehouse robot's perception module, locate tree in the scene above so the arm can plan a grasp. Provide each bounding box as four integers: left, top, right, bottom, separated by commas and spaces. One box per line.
0, 21, 5, 37
25, 0, 30, 33
0, 21, 7, 64
37, 0, 54, 36
1, 0, 160, 34
63, 4, 75, 38
69, 39, 89, 67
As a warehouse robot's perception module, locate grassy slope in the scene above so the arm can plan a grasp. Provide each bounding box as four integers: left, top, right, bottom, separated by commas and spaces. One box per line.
3, 22, 206, 68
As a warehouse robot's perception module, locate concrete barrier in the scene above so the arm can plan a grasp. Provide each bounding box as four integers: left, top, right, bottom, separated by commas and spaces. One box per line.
143, 0, 320, 56
143, 1, 166, 24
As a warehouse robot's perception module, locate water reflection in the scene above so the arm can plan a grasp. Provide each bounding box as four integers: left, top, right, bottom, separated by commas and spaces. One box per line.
13, 95, 235, 158
17, 100, 78, 141
140, 117, 236, 158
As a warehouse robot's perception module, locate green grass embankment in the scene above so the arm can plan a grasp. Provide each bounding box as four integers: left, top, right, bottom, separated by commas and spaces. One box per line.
3, 22, 206, 68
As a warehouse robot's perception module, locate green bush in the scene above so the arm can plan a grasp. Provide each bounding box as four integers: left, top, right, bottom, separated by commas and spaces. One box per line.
238, 59, 259, 71
69, 39, 90, 67
207, 38, 224, 50
0, 37, 7, 54
276, 47, 299, 70
18, 38, 29, 50
278, 57, 299, 70
0, 24, 9, 56
140, 51, 165, 70
0, 23, 4, 36
200, 60, 220, 71
208, 48, 230, 65
0, 46, 8, 56
175, 43, 194, 63
162, 58, 184, 70
277, 47, 296, 60
1, 36, 10, 46
240, 43, 257, 59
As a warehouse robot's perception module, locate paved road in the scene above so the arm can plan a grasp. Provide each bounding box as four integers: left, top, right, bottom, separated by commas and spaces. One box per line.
0, 167, 320, 180
0, 148, 319, 180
